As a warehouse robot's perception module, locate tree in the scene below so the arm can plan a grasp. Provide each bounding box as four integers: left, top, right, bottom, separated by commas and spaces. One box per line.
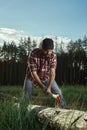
18, 37, 37, 62
67, 38, 86, 84
7, 41, 18, 61
17, 44, 27, 62
1, 41, 9, 60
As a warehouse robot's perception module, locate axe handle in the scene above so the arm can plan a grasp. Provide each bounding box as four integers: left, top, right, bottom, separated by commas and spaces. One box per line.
49, 92, 59, 99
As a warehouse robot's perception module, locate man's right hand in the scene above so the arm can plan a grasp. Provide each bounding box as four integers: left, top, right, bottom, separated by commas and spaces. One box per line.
42, 86, 47, 93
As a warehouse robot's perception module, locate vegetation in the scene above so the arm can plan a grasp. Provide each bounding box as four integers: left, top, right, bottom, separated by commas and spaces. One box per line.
0, 34, 87, 129
0, 85, 87, 110
0, 36, 87, 85
62, 85, 87, 111
0, 85, 87, 130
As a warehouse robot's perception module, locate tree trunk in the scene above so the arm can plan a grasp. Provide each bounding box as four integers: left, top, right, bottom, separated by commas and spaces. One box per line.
28, 105, 87, 130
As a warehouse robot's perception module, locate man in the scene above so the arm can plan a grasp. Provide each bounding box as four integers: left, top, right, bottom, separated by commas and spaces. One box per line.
24, 38, 66, 108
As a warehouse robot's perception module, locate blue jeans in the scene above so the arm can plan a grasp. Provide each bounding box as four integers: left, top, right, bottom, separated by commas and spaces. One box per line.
23, 76, 66, 108
43, 79, 62, 95
43, 79, 66, 108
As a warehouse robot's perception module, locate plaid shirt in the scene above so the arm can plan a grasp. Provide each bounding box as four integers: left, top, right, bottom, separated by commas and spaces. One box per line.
27, 48, 57, 87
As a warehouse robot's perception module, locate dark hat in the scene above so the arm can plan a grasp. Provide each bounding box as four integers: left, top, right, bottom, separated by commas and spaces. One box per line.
42, 38, 54, 50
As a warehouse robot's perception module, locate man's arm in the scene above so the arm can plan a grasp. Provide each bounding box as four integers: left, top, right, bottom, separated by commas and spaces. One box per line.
46, 53, 57, 94
46, 68, 56, 93
31, 71, 47, 91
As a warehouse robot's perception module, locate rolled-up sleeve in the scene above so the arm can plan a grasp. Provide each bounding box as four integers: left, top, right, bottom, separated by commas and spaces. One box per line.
50, 53, 57, 69
29, 52, 37, 72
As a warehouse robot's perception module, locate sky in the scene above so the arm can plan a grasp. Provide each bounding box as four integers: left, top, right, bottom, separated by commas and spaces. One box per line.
0, 0, 87, 45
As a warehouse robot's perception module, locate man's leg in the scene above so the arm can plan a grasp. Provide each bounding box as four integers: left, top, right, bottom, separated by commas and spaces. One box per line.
51, 81, 66, 108
51, 81, 62, 96
43, 79, 62, 96
44, 79, 66, 108
23, 76, 33, 102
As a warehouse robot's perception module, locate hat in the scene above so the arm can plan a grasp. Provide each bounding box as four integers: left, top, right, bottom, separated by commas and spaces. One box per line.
42, 38, 54, 50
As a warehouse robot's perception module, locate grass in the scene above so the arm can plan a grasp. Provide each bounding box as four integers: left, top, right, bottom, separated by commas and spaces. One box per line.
0, 85, 22, 97
0, 85, 87, 130
0, 85, 87, 110
61, 85, 87, 111
0, 100, 44, 130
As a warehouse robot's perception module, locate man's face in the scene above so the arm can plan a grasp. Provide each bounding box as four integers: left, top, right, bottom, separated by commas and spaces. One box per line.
43, 49, 52, 55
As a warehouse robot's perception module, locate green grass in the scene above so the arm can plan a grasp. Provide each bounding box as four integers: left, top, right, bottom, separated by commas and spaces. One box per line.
61, 85, 87, 111
0, 100, 45, 130
0, 85, 22, 97
0, 85, 87, 110
0, 85, 87, 130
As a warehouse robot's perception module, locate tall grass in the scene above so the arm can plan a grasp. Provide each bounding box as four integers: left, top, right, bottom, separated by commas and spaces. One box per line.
0, 99, 49, 130
62, 85, 87, 111
0, 85, 87, 130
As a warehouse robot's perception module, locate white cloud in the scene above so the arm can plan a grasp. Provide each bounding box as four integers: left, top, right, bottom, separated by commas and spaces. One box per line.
0, 28, 24, 45
0, 28, 71, 52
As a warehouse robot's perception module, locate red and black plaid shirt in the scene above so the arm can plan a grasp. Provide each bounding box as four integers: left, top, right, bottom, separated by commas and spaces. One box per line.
27, 48, 57, 87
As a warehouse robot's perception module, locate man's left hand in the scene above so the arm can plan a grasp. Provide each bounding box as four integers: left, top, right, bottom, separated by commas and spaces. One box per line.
46, 87, 51, 94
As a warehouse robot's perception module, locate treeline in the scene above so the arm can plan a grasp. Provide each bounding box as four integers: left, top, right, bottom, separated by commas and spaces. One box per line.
0, 36, 87, 86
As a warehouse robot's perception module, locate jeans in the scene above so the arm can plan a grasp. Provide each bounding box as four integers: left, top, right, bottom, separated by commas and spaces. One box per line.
43, 79, 66, 108
23, 76, 66, 108
23, 76, 33, 101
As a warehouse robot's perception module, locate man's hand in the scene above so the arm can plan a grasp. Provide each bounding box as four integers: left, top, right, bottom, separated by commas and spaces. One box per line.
46, 87, 51, 94
43, 87, 47, 93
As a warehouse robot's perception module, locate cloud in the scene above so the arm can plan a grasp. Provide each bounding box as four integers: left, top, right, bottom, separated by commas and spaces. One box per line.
0, 28, 24, 44
0, 28, 71, 52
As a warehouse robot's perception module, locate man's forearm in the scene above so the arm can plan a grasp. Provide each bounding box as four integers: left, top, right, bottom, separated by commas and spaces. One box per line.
49, 69, 55, 89
31, 71, 46, 89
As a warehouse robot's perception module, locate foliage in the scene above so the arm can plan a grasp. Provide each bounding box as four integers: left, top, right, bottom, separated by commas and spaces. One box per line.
0, 37, 37, 62
62, 85, 87, 111
0, 85, 87, 130
0, 100, 43, 130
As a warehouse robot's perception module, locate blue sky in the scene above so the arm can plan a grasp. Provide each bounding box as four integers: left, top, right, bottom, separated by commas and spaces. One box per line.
0, 0, 87, 44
